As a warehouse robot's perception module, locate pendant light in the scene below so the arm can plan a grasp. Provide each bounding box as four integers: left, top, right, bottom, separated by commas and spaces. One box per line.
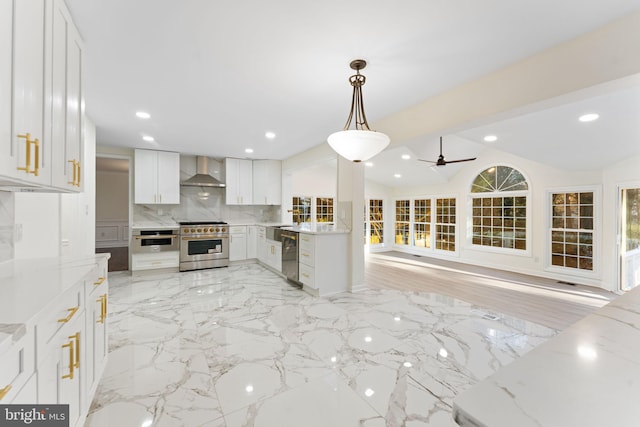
327, 59, 390, 162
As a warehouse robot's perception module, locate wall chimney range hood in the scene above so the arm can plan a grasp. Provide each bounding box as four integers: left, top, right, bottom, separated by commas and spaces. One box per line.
181, 156, 226, 187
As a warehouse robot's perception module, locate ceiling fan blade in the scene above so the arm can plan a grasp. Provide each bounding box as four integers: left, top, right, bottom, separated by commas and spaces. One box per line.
445, 157, 477, 164
417, 159, 437, 164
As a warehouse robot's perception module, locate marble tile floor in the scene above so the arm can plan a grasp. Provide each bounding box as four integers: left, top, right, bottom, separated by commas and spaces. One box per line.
85, 263, 559, 427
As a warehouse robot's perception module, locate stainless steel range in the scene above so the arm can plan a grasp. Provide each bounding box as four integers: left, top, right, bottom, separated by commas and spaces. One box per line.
179, 221, 229, 271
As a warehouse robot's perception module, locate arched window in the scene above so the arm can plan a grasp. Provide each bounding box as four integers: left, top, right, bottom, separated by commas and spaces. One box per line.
470, 166, 529, 251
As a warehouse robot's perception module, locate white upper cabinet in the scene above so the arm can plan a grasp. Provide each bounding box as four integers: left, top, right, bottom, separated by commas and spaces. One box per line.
225, 158, 253, 205
7, 0, 50, 186
0, 0, 13, 180
134, 149, 180, 204
252, 159, 281, 205
50, 0, 84, 191
0, 0, 85, 191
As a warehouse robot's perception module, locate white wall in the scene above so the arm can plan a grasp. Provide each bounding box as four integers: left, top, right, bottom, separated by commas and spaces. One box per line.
384, 147, 640, 292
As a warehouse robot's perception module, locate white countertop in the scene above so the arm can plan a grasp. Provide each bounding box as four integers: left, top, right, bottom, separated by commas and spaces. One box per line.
452, 286, 637, 427
0, 254, 110, 351
131, 222, 179, 230
281, 223, 350, 235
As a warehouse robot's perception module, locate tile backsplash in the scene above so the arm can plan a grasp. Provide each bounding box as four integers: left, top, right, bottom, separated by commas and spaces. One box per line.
133, 155, 281, 225
133, 186, 280, 225
0, 192, 14, 262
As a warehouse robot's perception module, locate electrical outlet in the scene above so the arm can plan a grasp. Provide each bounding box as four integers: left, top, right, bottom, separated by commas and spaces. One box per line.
15, 223, 23, 242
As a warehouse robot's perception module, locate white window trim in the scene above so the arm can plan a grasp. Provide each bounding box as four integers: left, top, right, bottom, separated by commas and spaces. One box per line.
466, 190, 532, 257
366, 198, 386, 249
292, 195, 335, 225
544, 185, 601, 279
617, 181, 640, 292
390, 195, 459, 257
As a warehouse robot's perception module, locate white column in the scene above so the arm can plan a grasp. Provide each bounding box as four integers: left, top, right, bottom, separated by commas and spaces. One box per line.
337, 156, 365, 292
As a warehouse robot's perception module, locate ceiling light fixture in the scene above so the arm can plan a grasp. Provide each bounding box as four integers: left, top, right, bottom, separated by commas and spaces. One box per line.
142, 135, 154, 142
401, 154, 411, 160
327, 59, 390, 162
245, 148, 254, 154
579, 113, 599, 122
136, 111, 150, 119
365, 162, 374, 167
483, 135, 498, 142
394, 174, 402, 178
265, 131, 276, 139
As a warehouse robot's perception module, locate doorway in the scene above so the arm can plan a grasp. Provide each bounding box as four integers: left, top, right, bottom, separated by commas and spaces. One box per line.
619, 185, 640, 291
95, 156, 130, 271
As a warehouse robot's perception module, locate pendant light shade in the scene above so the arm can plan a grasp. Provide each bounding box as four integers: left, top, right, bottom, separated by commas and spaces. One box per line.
327, 130, 390, 162
327, 60, 390, 162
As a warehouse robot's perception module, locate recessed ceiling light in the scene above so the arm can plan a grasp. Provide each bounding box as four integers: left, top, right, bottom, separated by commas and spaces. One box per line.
364, 388, 375, 397
483, 135, 498, 142
365, 162, 374, 167
136, 111, 150, 119
142, 135, 154, 142
364, 336, 372, 343
394, 174, 402, 178
245, 148, 254, 154
403, 361, 412, 368
401, 154, 411, 160
579, 113, 599, 122
265, 131, 276, 139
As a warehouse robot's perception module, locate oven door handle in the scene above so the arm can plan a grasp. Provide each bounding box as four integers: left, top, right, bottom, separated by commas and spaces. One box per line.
182, 236, 229, 240
134, 235, 178, 239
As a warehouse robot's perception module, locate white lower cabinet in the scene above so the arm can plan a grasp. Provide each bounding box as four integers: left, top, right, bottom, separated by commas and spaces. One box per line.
297, 232, 348, 296
229, 226, 247, 261
265, 240, 282, 272
257, 226, 267, 263
37, 311, 85, 426
0, 256, 109, 426
247, 226, 258, 259
131, 251, 179, 271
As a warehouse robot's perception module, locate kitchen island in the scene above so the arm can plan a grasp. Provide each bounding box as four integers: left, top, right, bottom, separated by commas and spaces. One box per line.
0, 254, 110, 426
452, 284, 636, 427
281, 224, 351, 296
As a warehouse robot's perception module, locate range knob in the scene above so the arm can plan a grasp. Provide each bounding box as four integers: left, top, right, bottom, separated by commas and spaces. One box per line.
183, 228, 189, 233
190, 228, 196, 233
215, 227, 219, 232
207, 227, 213, 232
197, 228, 202, 233
221, 227, 227, 232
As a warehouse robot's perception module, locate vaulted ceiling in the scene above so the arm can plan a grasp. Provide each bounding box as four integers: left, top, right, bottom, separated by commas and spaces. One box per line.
67, 1, 640, 186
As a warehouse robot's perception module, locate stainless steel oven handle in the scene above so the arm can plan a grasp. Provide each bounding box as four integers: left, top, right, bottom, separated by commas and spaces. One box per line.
134, 235, 178, 239
182, 236, 229, 240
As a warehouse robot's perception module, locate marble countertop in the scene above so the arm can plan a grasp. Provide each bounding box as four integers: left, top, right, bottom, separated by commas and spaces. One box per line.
0, 254, 110, 351
281, 223, 350, 235
452, 285, 638, 427
131, 222, 179, 230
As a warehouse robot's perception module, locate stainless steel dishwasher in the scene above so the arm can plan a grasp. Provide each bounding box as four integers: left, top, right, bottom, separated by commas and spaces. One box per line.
280, 229, 300, 284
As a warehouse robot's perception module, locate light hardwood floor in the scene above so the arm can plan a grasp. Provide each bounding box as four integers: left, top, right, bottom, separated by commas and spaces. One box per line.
364, 251, 617, 331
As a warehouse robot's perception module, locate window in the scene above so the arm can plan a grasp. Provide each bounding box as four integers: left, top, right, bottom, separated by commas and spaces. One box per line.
550, 191, 594, 271
292, 196, 312, 224
436, 198, 456, 251
316, 197, 334, 223
369, 199, 384, 245
413, 199, 431, 248
395, 200, 410, 245
471, 166, 529, 251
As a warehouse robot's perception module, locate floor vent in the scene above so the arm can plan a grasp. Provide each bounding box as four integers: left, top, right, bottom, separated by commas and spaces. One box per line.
557, 280, 578, 286
482, 313, 501, 321
413, 255, 422, 258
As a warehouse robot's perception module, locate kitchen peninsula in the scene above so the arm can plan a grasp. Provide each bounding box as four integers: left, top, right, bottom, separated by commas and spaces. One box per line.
453, 284, 640, 427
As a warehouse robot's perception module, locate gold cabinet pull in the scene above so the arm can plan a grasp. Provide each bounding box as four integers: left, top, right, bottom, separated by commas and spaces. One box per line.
61, 339, 75, 380
70, 332, 80, 369
94, 277, 106, 286
0, 385, 11, 401
76, 161, 81, 186
96, 295, 107, 324
68, 160, 77, 185
16, 133, 39, 175
57, 306, 79, 323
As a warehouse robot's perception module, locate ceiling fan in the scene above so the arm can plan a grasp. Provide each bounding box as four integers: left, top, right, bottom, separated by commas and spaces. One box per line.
418, 136, 476, 166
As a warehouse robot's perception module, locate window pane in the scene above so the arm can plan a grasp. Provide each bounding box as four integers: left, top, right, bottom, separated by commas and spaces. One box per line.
548, 190, 595, 271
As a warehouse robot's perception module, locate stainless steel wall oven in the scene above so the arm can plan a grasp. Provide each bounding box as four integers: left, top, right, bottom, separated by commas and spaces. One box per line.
179, 221, 229, 271
132, 229, 179, 253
